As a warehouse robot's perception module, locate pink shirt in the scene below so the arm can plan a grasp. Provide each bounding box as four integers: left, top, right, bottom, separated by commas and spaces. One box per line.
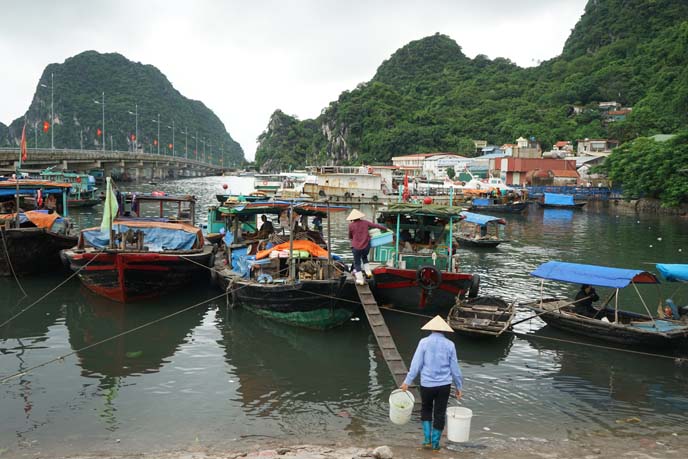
348, 219, 387, 250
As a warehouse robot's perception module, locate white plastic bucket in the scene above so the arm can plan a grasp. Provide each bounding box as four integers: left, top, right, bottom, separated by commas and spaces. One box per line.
389, 389, 414, 425
446, 406, 472, 442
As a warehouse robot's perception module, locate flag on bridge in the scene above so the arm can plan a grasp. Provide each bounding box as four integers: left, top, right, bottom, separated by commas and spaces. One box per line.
130, 134, 136, 141
20, 123, 28, 164
97, 128, 102, 137
42, 120, 49, 132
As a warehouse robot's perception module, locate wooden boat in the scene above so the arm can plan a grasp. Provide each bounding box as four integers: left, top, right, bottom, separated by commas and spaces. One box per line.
369, 202, 479, 313
62, 189, 213, 303
39, 169, 100, 208
447, 296, 514, 337
522, 261, 688, 348
212, 201, 360, 329
0, 180, 77, 276
455, 211, 509, 248
469, 197, 528, 214
537, 192, 586, 209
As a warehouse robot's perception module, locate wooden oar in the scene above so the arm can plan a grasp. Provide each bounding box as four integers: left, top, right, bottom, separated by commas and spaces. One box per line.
510, 295, 594, 327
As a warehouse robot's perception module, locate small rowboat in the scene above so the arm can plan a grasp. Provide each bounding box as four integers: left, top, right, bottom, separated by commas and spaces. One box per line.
447, 296, 514, 337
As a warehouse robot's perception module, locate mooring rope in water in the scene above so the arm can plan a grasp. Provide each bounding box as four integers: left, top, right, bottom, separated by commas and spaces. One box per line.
0, 286, 252, 384
0, 228, 28, 299
375, 304, 688, 364
0, 249, 107, 330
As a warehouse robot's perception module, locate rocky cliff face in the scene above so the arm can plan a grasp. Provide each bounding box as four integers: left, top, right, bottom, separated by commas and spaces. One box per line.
2, 51, 245, 165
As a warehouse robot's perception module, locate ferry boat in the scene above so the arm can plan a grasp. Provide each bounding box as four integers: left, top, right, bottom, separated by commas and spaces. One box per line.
302, 166, 385, 201
253, 174, 283, 195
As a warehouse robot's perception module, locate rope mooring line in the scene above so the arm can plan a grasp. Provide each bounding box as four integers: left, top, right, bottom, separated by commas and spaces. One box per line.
1, 228, 28, 299
0, 249, 106, 331
0, 289, 241, 384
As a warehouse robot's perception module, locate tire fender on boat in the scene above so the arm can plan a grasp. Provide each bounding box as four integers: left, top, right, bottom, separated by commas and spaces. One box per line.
416, 265, 442, 290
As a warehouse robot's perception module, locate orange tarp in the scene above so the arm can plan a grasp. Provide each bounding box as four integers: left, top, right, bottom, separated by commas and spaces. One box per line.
256, 240, 329, 260
0, 211, 60, 229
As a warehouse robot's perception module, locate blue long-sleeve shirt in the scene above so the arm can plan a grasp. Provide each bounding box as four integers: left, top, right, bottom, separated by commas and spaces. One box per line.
403, 332, 463, 389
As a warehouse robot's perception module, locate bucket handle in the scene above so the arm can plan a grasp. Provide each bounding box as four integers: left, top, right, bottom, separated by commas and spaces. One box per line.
394, 389, 415, 404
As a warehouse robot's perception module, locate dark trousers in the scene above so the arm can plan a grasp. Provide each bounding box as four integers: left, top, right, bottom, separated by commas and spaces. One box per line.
420, 384, 451, 430
352, 246, 370, 272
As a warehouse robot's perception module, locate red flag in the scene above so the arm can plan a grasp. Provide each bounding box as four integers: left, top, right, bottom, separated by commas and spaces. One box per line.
96, 128, 102, 137
153, 139, 158, 146
168, 143, 173, 150
131, 134, 136, 141
42, 121, 49, 132
402, 173, 410, 202
20, 124, 28, 162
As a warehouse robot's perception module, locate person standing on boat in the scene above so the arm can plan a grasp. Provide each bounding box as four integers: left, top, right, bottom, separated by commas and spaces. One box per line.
574, 284, 599, 317
346, 209, 387, 285
401, 315, 463, 451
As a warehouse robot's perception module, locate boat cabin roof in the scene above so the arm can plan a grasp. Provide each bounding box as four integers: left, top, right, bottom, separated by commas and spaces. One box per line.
656, 264, 688, 282
133, 193, 196, 203
531, 261, 659, 288
218, 201, 342, 218
460, 211, 505, 226
0, 179, 72, 190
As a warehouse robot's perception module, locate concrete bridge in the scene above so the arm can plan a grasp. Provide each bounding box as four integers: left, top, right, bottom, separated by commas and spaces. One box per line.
0, 148, 224, 180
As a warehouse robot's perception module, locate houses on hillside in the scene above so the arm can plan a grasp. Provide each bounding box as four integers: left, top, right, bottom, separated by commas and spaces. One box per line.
389, 132, 622, 186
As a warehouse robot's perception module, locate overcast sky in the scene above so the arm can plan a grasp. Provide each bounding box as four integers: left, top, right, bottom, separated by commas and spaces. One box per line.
0, 0, 587, 160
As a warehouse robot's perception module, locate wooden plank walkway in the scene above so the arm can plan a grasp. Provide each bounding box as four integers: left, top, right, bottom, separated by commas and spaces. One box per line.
355, 283, 419, 401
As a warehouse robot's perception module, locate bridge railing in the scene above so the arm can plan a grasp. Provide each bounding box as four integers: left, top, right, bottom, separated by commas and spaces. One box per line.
0, 148, 222, 169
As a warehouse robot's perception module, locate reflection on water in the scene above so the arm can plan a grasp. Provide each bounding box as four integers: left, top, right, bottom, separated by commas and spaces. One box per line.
1, 176, 688, 456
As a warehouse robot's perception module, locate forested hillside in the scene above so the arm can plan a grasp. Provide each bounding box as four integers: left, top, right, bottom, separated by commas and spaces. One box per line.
3, 51, 245, 166
256, 0, 688, 170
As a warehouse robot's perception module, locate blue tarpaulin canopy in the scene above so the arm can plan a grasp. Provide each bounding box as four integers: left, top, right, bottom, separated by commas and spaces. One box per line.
472, 198, 490, 206
544, 193, 575, 206
459, 211, 504, 227
656, 264, 688, 282
83, 225, 199, 251
530, 261, 659, 288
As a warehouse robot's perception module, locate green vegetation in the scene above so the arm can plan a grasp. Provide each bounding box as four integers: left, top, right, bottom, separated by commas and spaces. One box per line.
256, 0, 688, 179
601, 133, 688, 207
3, 51, 244, 166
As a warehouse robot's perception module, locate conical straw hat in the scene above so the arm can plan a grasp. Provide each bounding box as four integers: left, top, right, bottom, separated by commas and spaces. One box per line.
421, 315, 454, 333
346, 209, 366, 221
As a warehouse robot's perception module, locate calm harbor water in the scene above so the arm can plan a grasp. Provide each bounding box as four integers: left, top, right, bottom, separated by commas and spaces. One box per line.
1, 176, 687, 456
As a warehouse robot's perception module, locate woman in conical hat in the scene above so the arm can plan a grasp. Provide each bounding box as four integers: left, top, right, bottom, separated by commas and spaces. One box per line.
400, 315, 463, 451
347, 208, 387, 285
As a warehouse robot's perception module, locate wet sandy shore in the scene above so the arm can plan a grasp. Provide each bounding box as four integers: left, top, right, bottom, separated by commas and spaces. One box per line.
28, 432, 687, 459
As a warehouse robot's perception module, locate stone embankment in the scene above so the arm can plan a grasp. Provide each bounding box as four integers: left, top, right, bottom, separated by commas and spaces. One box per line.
610, 198, 688, 216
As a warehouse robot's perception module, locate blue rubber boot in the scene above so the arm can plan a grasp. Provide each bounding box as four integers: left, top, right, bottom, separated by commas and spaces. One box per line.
422, 421, 432, 449
431, 428, 442, 451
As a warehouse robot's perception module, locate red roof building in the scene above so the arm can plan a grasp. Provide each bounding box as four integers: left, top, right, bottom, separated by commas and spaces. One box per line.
490, 157, 579, 186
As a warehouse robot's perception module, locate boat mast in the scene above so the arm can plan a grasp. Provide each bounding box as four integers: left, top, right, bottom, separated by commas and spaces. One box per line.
448, 187, 454, 271
288, 202, 295, 282
394, 185, 402, 268
326, 201, 332, 278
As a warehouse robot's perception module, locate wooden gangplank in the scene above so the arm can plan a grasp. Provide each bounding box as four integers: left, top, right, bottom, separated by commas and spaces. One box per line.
355, 283, 419, 400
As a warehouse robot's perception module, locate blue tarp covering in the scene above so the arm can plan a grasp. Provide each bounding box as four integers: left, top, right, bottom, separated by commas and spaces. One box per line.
630, 320, 685, 332
460, 211, 503, 227
83, 225, 198, 251
656, 264, 688, 282
544, 193, 575, 206
530, 261, 659, 288
472, 198, 490, 206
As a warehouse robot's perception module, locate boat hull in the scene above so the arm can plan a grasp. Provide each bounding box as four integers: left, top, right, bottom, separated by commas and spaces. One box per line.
62, 246, 214, 303
469, 202, 528, 213
370, 266, 476, 313
537, 202, 586, 209
448, 296, 514, 337
0, 227, 77, 276
220, 276, 360, 329
456, 237, 506, 248
523, 301, 688, 348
